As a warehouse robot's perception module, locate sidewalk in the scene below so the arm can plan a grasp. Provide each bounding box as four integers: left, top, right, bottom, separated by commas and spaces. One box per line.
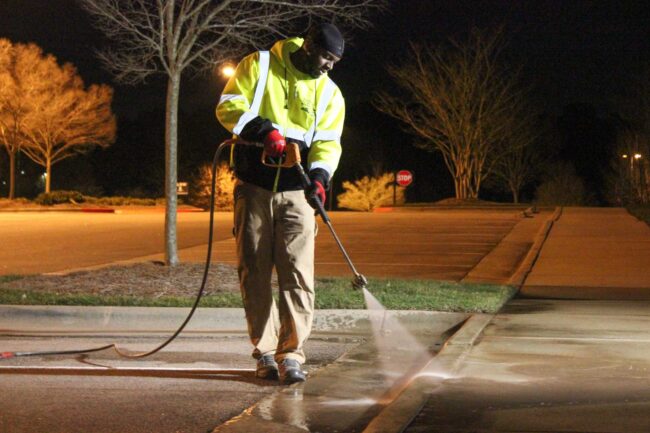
521, 207, 650, 299
373, 298, 650, 433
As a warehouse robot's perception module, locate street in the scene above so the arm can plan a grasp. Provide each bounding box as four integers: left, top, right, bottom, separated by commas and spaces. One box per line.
0, 211, 232, 275
0, 209, 524, 279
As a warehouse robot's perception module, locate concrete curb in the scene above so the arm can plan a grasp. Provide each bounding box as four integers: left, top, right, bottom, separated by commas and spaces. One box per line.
507, 206, 563, 287
0, 207, 204, 213
0, 207, 114, 213
362, 314, 494, 433
0, 305, 463, 336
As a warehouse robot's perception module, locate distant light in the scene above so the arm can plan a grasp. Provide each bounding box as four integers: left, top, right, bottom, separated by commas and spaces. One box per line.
41, 172, 47, 179
221, 64, 235, 78
20, 170, 25, 175
634, 153, 642, 160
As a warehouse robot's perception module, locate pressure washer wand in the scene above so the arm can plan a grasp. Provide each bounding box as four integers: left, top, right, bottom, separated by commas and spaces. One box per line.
294, 163, 368, 291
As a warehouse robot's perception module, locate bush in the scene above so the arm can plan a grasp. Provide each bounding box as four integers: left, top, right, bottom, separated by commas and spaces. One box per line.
84, 196, 161, 206
337, 172, 405, 211
190, 162, 236, 210
34, 190, 85, 205
627, 205, 650, 227
534, 162, 593, 206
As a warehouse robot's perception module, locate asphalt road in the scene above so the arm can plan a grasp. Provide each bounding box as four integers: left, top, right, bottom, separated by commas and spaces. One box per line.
0, 334, 360, 433
0, 209, 522, 280
0, 211, 233, 275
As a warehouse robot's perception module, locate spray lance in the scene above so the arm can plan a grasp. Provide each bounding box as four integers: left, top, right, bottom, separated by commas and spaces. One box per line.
261, 141, 368, 291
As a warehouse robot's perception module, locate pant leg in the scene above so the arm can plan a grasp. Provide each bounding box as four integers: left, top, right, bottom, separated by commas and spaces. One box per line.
234, 181, 279, 359
273, 189, 316, 364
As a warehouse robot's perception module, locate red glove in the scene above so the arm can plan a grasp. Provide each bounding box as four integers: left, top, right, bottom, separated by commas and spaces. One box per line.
264, 129, 286, 158
307, 180, 326, 210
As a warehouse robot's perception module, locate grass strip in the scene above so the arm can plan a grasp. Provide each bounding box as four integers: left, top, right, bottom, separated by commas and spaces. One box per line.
0, 275, 23, 284
0, 289, 243, 308
0, 277, 516, 313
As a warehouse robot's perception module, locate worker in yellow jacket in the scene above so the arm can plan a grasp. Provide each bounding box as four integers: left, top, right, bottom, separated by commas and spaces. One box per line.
216, 23, 345, 384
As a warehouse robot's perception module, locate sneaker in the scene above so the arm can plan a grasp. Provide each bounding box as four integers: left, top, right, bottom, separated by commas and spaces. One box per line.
256, 354, 279, 380
279, 359, 306, 384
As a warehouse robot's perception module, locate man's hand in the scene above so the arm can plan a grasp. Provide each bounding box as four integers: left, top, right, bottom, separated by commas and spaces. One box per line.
264, 129, 286, 158
305, 171, 327, 210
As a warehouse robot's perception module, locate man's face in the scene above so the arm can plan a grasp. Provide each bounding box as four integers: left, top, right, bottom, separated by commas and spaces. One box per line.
304, 44, 341, 78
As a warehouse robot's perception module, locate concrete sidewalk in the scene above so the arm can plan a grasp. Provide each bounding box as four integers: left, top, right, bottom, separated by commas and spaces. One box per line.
375, 299, 650, 432
521, 207, 650, 299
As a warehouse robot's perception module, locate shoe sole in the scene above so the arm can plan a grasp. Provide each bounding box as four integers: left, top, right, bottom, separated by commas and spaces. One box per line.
281, 376, 306, 385
280, 370, 306, 385
256, 368, 279, 380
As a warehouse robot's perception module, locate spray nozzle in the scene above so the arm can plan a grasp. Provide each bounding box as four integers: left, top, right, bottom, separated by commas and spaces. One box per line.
352, 274, 368, 291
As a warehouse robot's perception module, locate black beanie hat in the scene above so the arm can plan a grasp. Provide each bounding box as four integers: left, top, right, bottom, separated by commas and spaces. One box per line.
309, 23, 345, 58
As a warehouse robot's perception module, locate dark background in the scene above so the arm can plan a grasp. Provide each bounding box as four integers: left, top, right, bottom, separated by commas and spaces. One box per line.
0, 0, 648, 204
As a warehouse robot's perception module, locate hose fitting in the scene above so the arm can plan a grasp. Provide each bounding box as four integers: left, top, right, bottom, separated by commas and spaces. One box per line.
352, 274, 368, 291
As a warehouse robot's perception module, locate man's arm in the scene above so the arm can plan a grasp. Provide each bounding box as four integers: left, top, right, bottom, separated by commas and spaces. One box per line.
216, 53, 275, 143
307, 86, 345, 188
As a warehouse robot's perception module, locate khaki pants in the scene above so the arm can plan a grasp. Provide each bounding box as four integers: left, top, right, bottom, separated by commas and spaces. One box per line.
234, 181, 316, 364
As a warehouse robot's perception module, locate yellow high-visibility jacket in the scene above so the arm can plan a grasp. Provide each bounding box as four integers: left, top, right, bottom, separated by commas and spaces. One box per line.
216, 37, 345, 192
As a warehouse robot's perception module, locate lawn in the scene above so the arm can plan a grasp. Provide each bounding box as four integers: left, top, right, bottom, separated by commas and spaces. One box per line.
0, 263, 516, 314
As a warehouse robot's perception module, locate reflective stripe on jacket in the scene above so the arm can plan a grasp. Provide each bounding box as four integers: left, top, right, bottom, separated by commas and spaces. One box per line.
217, 37, 345, 187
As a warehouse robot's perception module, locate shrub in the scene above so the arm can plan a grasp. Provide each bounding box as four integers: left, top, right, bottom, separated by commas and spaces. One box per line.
534, 162, 592, 206
337, 172, 405, 211
34, 190, 85, 205
190, 162, 236, 210
84, 196, 159, 206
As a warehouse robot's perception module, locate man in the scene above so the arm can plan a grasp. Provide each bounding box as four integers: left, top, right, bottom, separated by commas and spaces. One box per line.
216, 23, 345, 384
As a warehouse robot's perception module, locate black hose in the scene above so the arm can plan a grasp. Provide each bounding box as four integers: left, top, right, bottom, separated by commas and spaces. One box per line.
1, 140, 234, 360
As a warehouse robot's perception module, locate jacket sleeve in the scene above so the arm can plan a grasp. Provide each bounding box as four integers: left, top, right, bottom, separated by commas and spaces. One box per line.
216, 53, 274, 143
307, 85, 345, 181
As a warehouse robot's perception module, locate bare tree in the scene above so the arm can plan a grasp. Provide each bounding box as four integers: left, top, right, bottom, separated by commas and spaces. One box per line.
489, 112, 544, 203
19, 60, 116, 193
375, 29, 532, 200
79, 0, 384, 266
0, 40, 115, 195
0, 39, 39, 199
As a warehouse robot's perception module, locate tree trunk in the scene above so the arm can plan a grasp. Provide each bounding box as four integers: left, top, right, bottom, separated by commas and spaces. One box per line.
164, 74, 180, 266
9, 150, 16, 199
46, 158, 51, 193
511, 187, 519, 204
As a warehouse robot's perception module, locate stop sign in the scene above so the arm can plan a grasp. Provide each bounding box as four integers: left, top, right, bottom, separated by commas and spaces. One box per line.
396, 170, 413, 187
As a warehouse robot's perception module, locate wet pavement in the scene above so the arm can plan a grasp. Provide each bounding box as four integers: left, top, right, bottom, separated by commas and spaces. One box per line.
0, 334, 358, 433
0, 308, 467, 433
401, 299, 650, 433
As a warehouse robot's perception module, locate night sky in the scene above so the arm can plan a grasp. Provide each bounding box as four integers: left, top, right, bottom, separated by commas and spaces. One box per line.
1, 0, 649, 203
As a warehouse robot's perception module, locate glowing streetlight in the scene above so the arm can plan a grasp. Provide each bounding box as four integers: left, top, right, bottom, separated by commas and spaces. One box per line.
220, 64, 235, 78
634, 153, 642, 160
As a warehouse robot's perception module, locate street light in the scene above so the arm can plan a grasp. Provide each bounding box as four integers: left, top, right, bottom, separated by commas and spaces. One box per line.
220, 63, 235, 78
